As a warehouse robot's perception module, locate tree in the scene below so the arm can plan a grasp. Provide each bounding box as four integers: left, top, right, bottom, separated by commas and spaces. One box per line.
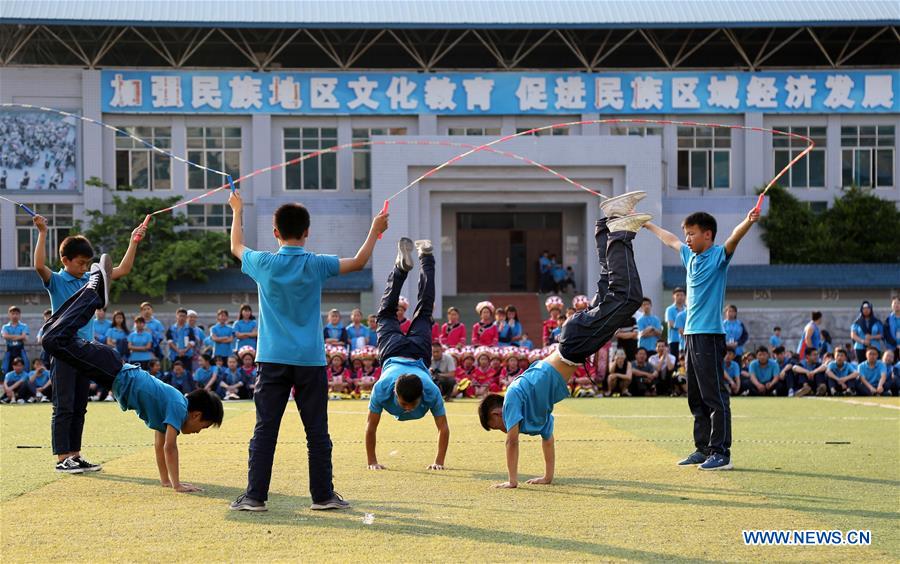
83, 195, 232, 298
758, 185, 826, 263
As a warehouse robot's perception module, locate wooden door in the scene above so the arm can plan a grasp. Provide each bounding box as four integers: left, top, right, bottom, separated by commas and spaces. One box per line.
457, 229, 510, 292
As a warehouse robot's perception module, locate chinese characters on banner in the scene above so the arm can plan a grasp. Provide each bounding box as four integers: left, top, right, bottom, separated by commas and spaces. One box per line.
102, 70, 899, 114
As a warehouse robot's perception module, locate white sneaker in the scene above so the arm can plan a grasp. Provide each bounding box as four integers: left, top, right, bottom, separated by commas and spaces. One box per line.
395, 238, 415, 272
607, 213, 653, 233
414, 239, 433, 256
104, 395, 114, 402
16, 399, 25, 404
600, 191, 647, 218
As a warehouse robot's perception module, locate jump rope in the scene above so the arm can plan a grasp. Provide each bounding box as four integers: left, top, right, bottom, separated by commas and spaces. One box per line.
1, 103, 814, 242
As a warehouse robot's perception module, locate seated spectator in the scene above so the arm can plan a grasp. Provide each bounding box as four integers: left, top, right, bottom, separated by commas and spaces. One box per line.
504, 305, 524, 345
367, 314, 379, 347
747, 346, 785, 396
440, 307, 467, 348
607, 349, 632, 396
883, 349, 899, 397
542, 296, 563, 347
397, 296, 411, 334
722, 304, 749, 356
769, 326, 783, 350
29, 359, 51, 402
356, 346, 381, 399
167, 360, 194, 394
471, 302, 499, 347
326, 346, 352, 398
826, 347, 860, 396
856, 346, 890, 396
648, 341, 676, 396
739, 352, 755, 390
324, 309, 349, 349
570, 357, 599, 398
722, 349, 741, 396
673, 353, 688, 396
3, 357, 32, 403
629, 347, 656, 397
820, 330, 834, 356
495, 307, 512, 346
851, 301, 884, 363
886, 297, 900, 358
192, 354, 219, 392
790, 347, 828, 397
548, 317, 563, 346
218, 356, 245, 400
454, 348, 476, 398
429, 343, 457, 399
615, 316, 639, 362
146, 359, 163, 382
472, 347, 499, 398
518, 332, 534, 350
237, 346, 257, 398
346, 308, 370, 352
497, 348, 524, 392
128, 316, 155, 369
572, 295, 589, 313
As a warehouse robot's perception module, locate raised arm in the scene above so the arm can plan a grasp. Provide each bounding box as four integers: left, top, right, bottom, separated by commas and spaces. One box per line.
724, 208, 761, 256
429, 415, 450, 470
644, 222, 682, 253
339, 212, 389, 274
32, 215, 52, 284
110, 224, 148, 280
228, 191, 246, 259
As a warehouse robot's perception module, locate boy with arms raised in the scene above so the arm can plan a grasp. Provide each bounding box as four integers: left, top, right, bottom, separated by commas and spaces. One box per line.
227, 191, 388, 512
33, 214, 145, 474
40, 256, 222, 492
645, 208, 759, 470
366, 238, 450, 471
479, 192, 650, 488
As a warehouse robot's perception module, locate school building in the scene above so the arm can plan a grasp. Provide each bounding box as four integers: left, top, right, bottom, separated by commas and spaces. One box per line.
1, 2, 898, 342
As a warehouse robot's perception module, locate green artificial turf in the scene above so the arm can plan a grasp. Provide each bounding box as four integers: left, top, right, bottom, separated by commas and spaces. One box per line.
1, 396, 898, 562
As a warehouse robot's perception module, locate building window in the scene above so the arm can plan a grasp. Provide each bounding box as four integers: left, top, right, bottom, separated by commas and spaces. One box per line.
115, 127, 171, 190
841, 125, 894, 188
284, 127, 337, 190
773, 126, 826, 189
448, 127, 501, 136
187, 127, 241, 190
186, 204, 232, 231
611, 125, 662, 137
677, 127, 730, 190
805, 201, 828, 214
15, 204, 74, 268
352, 127, 407, 190
515, 127, 569, 136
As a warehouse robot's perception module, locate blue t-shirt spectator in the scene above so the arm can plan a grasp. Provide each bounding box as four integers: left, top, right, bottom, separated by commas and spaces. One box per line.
769, 334, 783, 349
219, 367, 242, 386
539, 256, 551, 274
724, 360, 740, 381
887, 311, 900, 350
346, 324, 371, 351
232, 319, 258, 351
749, 359, 779, 384
324, 323, 348, 346
143, 317, 166, 345
827, 361, 853, 378
31, 368, 50, 388
502, 360, 570, 440
112, 364, 188, 433
106, 327, 129, 357
93, 319, 111, 343
44, 269, 92, 341
680, 244, 731, 335
241, 246, 340, 366
637, 314, 662, 351
368, 358, 445, 421
674, 310, 687, 341
851, 321, 883, 353
193, 366, 218, 387
665, 304, 684, 345
4, 369, 28, 385
857, 360, 887, 386
167, 323, 195, 361
128, 330, 154, 362
519, 337, 534, 349
210, 323, 236, 358
2, 322, 29, 348
723, 319, 747, 355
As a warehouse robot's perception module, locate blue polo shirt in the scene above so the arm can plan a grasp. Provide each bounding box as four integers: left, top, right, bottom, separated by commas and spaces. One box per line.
193, 365, 218, 386
167, 323, 195, 361
827, 361, 853, 378
2, 322, 29, 348
44, 268, 93, 341
723, 319, 744, 355
144, 317, 166, 344
857, 361, 887, 386
112, 364, 188, 433
665, 304, 684, 345
4, 369, 28, 385
368, 357, 445, 421
346, 324, 371, 351
232, 319, 258, 350
502, 360, 570, 440
637, 314, 662, 351
128, 331, 153, 361
769, 334, 783, 349
210, 323, 235, 357
723, 360, 740, 380
219, 367, 242, 386
241, 246, 340, 366
31, 369, 50, 388
680, 244, 731, 335
749, 359, 779, 384
93, 318, 111, 343
674, 310, 686, 341
851, 321, 883, 352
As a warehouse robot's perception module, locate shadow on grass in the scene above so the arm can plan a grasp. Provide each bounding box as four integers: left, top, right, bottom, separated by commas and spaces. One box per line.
86, 472, 714, 562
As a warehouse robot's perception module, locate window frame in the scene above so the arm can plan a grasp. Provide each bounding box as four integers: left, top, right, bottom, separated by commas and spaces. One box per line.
185, 203, 233, 232
185, 126, 242, 191
114, 126, 172, 191
15, 203, 75, 269
351, 127, 408, 191
840, 125, 895, 189
772, 125, 827, 190
676, 126, 731, 190
283, 126, 339, 191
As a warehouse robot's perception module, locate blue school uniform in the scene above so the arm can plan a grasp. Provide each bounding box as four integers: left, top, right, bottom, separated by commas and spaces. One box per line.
106, 327, 130, 358
857, 361, 887, 386
167, 323, 195, 361
4, 369, 28, 385
93, 318, 112, 343
241, 246, 340, 366
769, 334, 783, 349
31, 369, 50, 388
232, 319, 258, 351
665, 304, 684, 346
637, 314, 662, 351
367, 328, 378, 347
723, 360, 740, 382
722, 319, 745, 355
674, 310, 687, 340
851, 321, 884, 354
680, 244, 731, 335
502, 360, 570, 440
519, 337, 534, 349
143, 317, 166, 343
368, 358, 445, 421
210, 323, 236, 358
827, 361, 853, 379
220, 367, 242, 386
112, 364, 188, 433
346, 324, 370, 351
45, 269, 92, 341
2, 321, 29, 373
193, 366, 218, 387
128, 330, 154, 362
748, 359, 779, 384
499, 320, 523, 345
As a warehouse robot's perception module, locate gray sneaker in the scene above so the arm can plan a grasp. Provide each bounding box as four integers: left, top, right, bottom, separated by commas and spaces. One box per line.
599, 191, 647, 218
310, 492, 351, 511
677, 451, 708, 466
229, 494, 268, 512
395, 238, 415, 272
607, 213, 653, 233
414, 239, 433, 257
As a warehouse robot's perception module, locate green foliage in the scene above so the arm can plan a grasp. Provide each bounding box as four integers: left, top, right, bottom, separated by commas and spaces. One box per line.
82, 195, 232, 298
760, 185, 900, 263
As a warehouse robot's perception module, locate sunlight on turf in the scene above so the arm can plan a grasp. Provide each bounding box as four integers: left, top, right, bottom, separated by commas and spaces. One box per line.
1, 398, 897, 562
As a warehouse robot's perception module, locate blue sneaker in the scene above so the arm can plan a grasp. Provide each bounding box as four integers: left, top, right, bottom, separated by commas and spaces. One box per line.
677, 451, 707, 466
699, 453, 733, 471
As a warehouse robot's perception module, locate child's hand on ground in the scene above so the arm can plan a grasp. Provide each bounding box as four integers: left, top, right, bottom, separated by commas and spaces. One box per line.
492, 481, 517, 489
174, 482, 202, 493
367, 463, 386, 470
371, 211, 389, 235
526, 477, 552, 485
426, 464, 445, 470
228, 190, 243, 213
33, 214, 48, 233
